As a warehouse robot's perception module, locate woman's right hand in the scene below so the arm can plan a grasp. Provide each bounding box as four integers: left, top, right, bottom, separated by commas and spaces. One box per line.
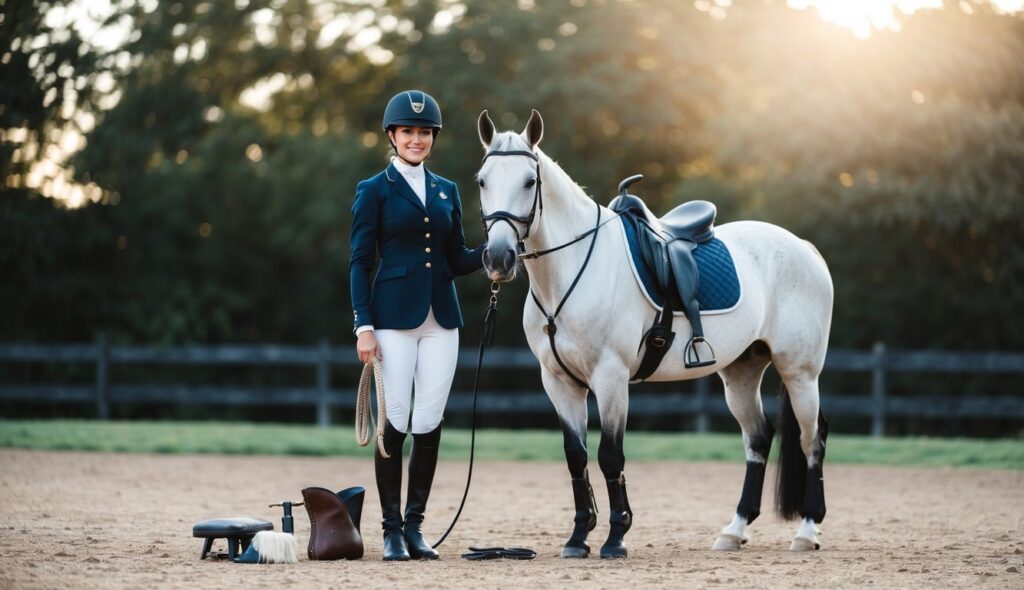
356, 331, 382, 364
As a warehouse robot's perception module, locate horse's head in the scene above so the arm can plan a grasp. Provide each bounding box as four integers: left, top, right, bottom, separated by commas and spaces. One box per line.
477, 109, 544, 282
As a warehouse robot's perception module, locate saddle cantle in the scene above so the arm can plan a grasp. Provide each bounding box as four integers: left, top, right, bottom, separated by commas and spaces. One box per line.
609, 175, 719, 378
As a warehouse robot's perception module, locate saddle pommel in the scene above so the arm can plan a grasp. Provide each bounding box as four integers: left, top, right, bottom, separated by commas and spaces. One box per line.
618, 174, 644, 196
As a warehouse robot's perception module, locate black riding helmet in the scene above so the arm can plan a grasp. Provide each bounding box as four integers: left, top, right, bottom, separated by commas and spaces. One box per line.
382, 90, 442, 131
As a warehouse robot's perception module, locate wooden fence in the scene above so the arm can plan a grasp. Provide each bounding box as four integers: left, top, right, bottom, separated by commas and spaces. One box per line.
1, 340, 1022, 436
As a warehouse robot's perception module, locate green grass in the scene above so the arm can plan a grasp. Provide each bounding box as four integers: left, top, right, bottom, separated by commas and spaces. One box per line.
0, 420, 1020, 469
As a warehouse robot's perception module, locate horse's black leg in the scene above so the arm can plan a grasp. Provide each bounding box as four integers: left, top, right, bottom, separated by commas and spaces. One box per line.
714, 341, 774, 550
802, 411, 829, 523
596, 406, 632, 559
593, 387, 630, 557
737, 416, 775, 524
775, 373, 828, 551
561, 419, 597, 558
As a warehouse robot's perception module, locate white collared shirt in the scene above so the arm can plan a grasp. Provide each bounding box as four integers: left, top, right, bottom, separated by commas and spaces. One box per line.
393, 158, 426, 205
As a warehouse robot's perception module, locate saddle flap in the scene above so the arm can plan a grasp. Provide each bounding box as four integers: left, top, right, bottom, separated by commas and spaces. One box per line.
665, 238, 699, 308
301, 486, 364, 560
635, 223, 671, 294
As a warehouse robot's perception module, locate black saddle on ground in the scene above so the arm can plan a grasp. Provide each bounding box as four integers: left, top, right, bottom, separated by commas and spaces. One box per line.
609, 174, 717, 375
193, 516, 274, 560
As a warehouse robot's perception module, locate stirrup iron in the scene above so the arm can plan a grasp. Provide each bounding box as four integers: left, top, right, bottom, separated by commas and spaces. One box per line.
684, 336, 716, 369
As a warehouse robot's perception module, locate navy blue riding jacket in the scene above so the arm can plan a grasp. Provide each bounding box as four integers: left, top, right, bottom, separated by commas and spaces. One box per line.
349, 162, 484, 332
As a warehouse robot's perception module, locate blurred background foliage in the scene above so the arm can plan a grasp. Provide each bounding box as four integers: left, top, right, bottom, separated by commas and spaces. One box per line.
2, 0, 1022, 354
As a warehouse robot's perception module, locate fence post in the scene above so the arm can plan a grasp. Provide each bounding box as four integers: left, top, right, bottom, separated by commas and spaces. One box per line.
95, 335, 109, 420
695, 377, 710, 434
871, 341, 887, 438
316, 339, 331, 427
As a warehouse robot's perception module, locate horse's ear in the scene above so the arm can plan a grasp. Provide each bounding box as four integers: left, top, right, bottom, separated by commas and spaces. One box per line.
524, 109, 544, 148
478, 110, 495, 148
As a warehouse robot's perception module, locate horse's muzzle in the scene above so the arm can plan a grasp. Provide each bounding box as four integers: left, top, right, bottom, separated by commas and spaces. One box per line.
482, 245, 518, 282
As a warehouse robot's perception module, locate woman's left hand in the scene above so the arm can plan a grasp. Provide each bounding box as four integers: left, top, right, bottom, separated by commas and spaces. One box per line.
356, 331, 382, 364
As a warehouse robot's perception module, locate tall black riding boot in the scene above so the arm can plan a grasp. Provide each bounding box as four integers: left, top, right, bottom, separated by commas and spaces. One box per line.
404, 424, 442, 560
375, 421, 410, 561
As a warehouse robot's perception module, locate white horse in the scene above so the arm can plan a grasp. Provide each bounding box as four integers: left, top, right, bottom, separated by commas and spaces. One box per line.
476, 110, 833, 558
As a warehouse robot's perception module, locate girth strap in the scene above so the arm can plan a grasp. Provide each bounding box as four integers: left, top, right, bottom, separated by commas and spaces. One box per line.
631, 291, 677, 382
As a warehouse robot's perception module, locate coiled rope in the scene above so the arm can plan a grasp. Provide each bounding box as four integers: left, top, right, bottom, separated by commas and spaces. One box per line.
355, 358, 390, 458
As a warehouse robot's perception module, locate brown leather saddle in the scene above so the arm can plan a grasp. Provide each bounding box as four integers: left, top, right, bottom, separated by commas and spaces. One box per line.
301, 486, 365, 560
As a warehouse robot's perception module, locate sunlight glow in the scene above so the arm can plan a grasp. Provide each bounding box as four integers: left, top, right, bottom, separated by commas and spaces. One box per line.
787, 0, 943, 38
787, 0, 1022, 38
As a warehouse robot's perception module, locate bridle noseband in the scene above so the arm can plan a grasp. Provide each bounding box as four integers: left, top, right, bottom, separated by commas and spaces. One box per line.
479, 149, 543, 257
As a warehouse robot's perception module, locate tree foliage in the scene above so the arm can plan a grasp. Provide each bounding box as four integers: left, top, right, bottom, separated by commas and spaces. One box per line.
2, 0, 1022, 351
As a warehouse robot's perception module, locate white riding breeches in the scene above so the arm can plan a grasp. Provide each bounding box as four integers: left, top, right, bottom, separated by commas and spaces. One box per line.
374, 308, 459, 434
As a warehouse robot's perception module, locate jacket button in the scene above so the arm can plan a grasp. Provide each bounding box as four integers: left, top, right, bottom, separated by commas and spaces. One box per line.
425, 247, 431, 253
425, 262, 432, 268
423, 216, 429, 223
425, 233, 430, 238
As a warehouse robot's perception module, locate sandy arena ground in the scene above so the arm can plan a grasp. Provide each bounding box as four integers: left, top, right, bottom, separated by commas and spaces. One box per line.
0, 449, 1021, 589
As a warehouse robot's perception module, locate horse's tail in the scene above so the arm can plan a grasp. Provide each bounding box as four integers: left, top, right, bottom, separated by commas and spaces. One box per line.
775, 383, 805, 520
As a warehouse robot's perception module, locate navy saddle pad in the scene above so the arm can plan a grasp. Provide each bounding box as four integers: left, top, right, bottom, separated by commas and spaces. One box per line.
619, 217, 741, 312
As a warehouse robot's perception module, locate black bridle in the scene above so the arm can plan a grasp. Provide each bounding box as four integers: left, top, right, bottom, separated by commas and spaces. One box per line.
478, 146, 624, 389
478, 148, 621, 260
479, 149, 543, 256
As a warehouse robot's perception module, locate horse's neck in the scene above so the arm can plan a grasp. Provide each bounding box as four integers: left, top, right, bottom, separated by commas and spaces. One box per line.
523, 153, 605, 309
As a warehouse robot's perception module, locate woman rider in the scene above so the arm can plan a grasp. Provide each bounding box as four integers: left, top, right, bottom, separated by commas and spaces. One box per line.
349, 90, 484, 561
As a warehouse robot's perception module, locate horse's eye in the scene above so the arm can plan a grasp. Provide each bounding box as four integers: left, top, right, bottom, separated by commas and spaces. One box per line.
525, 178, 536, 189
478, 178, 485, 189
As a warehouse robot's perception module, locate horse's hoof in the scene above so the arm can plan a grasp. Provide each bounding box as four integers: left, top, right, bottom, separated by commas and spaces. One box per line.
712, 533, 747, 551
561, 545, 590, 558
600, 544, 628, 559
789, 536, 821, 552
598, 540, 626, 557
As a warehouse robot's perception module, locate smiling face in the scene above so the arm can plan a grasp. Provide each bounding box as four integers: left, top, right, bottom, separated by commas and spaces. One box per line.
387, 126, 434, 165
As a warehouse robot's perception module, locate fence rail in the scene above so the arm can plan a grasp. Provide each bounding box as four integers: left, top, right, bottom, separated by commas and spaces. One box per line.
1, 340, 1022, 436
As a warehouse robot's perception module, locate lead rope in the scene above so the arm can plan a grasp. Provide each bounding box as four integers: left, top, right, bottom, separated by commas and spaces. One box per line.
431, 281, 500, 550
355, 358, 390, 458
